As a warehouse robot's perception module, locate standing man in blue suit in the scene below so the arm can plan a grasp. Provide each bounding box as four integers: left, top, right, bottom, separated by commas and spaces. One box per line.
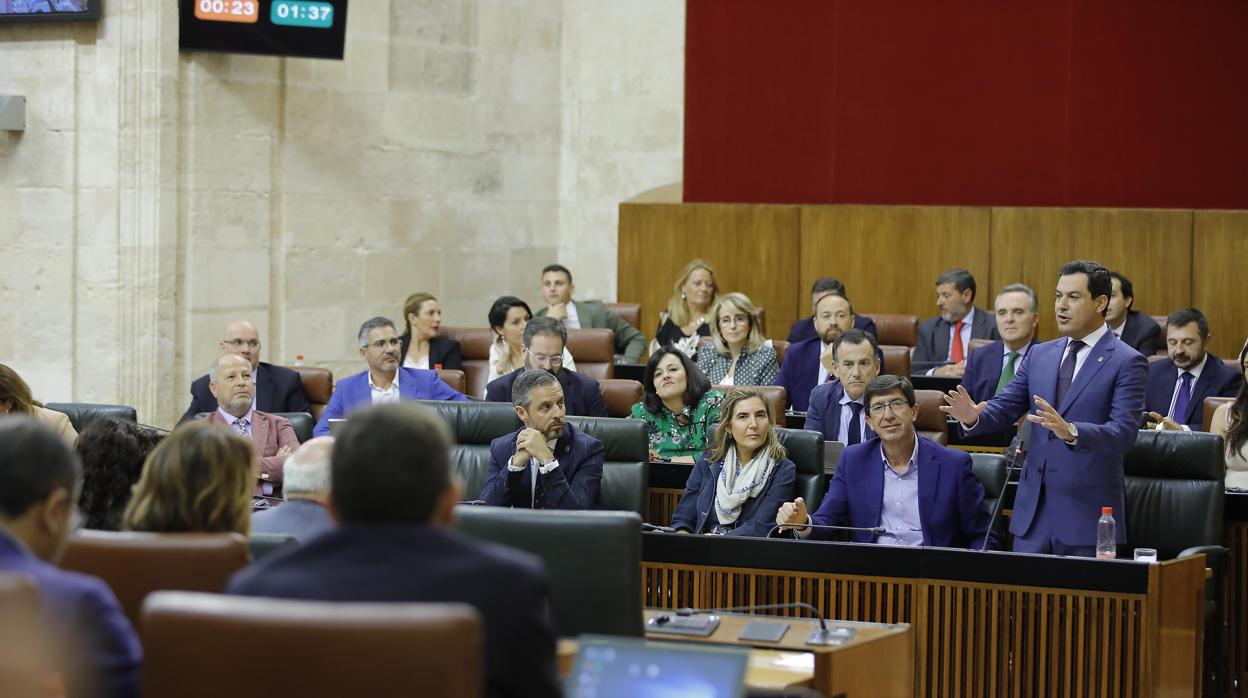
482, 369, 604, 509
786, 278, 878, 343
777, 375, 994, 549
776, 292, 858, 412
313, 317, 467, 436
1144, 307, 1242, 431
804, 329, 879, 445
960, 283, 1041, 402
942, 260, 1148, 557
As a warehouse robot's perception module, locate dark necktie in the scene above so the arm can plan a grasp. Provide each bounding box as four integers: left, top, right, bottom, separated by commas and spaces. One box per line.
1170, 371, 1194, 423
995, 351, 1019, 396
846, 402, 863, 446
1055, 340, 1085, 406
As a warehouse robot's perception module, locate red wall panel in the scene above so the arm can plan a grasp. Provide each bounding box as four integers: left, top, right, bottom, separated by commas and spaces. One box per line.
684, 0, 1248, 208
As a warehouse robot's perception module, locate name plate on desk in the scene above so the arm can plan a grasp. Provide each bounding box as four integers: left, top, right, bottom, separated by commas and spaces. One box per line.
646, 613, 720, 637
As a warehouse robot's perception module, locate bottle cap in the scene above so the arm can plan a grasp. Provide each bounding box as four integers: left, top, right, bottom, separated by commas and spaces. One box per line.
434, 363, 443, 370
296, 355, 304, 360
1101, 506, 1113, 514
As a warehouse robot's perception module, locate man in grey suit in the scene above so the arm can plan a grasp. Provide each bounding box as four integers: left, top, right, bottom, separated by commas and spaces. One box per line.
913, 268, 1000, 376
251, 436, 335, 542
536, 264, 646, 362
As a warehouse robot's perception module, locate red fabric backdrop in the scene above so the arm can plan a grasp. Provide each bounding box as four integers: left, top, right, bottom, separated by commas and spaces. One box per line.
684, 0, 1248, 207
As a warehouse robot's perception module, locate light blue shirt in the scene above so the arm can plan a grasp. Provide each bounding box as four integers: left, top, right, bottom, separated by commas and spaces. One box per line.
835, 393, 867, 444
877, 437, 923, 547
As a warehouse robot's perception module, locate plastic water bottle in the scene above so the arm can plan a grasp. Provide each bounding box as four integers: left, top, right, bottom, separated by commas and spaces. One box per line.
293, 355, 305, 367
1096, 507, 1116, 559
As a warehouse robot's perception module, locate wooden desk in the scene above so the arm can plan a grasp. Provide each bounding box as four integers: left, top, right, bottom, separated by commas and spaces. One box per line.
644, 610, 911, 698
557, 637, 815, 691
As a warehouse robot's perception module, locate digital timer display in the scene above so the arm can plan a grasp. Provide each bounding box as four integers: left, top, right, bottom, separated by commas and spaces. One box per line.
271, 1, 333, 29
180, 0, 347, 59
195, 0, 259, 23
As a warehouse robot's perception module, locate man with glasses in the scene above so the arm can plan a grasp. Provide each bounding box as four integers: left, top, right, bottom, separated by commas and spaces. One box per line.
485, 316, 608, 417
180, 319, 310, 423
313, 317, 467, 436
776, 375, 995, 549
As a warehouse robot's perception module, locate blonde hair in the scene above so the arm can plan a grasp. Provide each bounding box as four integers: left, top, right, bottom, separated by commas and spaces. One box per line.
665, 259, 719, 328
402, 292, 438, 337
122, 422, 255, 536
709, 387, 787, 463
709, 292, 764, 355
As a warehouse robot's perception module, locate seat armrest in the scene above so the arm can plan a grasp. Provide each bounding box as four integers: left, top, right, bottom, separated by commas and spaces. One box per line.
1177, 545, 1228, 560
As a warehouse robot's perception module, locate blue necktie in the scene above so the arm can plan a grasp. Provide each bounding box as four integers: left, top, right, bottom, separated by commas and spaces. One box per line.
1055, 340, 1085, 407
1170, 371, 1194, 423
846, 402, 863, 446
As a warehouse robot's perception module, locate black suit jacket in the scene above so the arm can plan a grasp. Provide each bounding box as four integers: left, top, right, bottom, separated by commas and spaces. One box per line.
226, 524, 561, 698
179, 361, 309, 424
484, 368, 608, 417
1119, 310, 1162, 357
1145, 353, 1243, 429
786, 315, 878, 344
398, 333, 464, 371
912, 307, 1000, 374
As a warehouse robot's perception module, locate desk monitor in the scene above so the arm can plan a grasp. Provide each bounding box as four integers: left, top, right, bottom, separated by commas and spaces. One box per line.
567, 636, 748, 698
327, 418, 348, 436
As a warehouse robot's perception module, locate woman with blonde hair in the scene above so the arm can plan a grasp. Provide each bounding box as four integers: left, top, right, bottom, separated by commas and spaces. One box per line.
652, 259, 718, 355
695, 292, 778, 386
122, 421, 255, 535
669, 387, 795, 537
398, 292, 464, 370
0, 363, 77, 444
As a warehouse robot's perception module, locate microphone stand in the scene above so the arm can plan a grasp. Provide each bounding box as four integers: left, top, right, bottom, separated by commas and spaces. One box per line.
765, 522, 887, 539
979, 425, 1028, 551
676, 602, 854, 646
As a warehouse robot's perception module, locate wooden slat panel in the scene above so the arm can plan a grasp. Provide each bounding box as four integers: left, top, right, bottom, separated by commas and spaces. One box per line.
1228, 521, 1248, 698
989, 208, 1193, 348
618, 203, 802, 342
799, 205, 991, 321
1192, 211, 1248, 365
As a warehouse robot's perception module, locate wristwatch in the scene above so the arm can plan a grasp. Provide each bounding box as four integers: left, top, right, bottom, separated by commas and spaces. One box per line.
1065, 422, 1078, 442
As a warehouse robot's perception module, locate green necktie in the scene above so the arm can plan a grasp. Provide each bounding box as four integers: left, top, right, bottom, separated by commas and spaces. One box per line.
995, 351, 1019, 395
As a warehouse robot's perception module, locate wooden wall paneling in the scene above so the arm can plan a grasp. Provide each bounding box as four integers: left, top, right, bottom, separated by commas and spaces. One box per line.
618, 202, 802, 346
1192, 211, 1248, 361
989, 208, 1194, 346
798, 205, 992, 323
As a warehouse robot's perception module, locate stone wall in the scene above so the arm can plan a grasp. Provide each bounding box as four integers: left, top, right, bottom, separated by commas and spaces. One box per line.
0, 0, 684, 427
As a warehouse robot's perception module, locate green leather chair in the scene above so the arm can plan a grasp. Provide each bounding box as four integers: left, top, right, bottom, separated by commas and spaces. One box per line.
566, 415, 648, 516
44, 402, 137, 434
454, 507, 642, 638
272, 412, 314, 444
775, 427, 826, 512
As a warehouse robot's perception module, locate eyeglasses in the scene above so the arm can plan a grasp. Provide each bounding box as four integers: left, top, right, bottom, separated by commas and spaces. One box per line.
223, 338, 260, 349
529, 353, 563, 366
868, 399, 909, 416
718, 314, 749, 327
367, 338, 403, 350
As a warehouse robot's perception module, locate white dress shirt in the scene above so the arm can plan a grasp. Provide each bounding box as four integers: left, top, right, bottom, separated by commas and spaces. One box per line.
562, 301, 581, 329
945, 306, 977, 362
1062, 322, 1110, 382
816, 341, 834, 385
369, 370, 401, 405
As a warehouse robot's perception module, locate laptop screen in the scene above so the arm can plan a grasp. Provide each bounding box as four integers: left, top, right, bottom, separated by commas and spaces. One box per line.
567, 636, 748, 698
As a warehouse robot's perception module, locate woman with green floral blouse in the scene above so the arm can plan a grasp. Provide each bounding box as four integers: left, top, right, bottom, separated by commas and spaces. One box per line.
629, 346, 724, 463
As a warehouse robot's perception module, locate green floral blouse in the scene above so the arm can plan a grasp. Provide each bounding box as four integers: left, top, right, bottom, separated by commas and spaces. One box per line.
629, 390, 725, 459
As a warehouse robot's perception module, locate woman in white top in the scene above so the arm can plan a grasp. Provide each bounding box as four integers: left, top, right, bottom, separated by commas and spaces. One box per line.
1210, 340, 1248, 490
485, 296, 575, 396
399, 292, 464, 371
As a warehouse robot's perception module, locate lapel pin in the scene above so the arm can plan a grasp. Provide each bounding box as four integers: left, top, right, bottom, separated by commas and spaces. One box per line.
1097, 356, 1104, 363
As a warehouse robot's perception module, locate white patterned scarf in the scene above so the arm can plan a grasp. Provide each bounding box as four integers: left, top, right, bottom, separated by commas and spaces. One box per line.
714, 444, 776, 525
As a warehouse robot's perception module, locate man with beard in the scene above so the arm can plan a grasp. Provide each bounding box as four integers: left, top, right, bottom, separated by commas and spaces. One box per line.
484, 316, 608, 417
775, 292, 865, 412
201, 353, 300, 495
313, 317, 467, 437
913, 268, 999, 376
1145, 307, 1242, 431
481, 369, 604, 510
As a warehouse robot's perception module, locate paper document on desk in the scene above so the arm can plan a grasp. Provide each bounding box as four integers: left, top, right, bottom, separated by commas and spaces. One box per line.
769, 653, 815, 670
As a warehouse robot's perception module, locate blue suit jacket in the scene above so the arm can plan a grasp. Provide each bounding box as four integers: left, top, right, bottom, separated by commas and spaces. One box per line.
967, 328, 1147, 545
1145, 354, 1242, 430
808, 436, 994, 548
804, 381, 876, 443
960, 338, 1039, 403
786, 315, 878, 344
313, 367, 468, 436
227, 524, 560, 698
774, 337, 823, 412
484, 368, 608, 418
481, 423, 604, 509
670, 454, 796, 537
0, 531, 142, 698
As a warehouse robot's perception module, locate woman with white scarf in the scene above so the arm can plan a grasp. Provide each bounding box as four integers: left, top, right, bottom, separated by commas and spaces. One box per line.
670, 387, 796, 537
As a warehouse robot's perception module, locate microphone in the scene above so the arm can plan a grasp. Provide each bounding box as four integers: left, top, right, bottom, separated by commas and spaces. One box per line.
641, 522, 677, 533
766, 522, 887, 539
137, 422, 173, 434
979, 423, 1028, 551
675, 602, 855, 646
456, 499, 487, 506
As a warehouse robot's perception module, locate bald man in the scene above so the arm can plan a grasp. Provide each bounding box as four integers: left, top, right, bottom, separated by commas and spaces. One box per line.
180, 320, 309, 423
251, 436, 336, 542
200, 354, 301, 496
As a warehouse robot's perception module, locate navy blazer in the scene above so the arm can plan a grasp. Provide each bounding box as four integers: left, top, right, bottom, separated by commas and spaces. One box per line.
808, 436, 995, 549
313, 367, 468, 436
180, 361, 309, 424
804, 381, 876, 444
912, 308, 1000, 374
1145, 353, 1242, 430
398, 333, 465, 371
484, 368, 608, 418
1119, 310, 1161, 357
481, 423, 604, 509
786, 315, 878, 344
0, 531, 142, 698
774, 337, 883, 412
671, 454, 796, 537
227, 524, 560, 698
966, 329, 1147, 546
960, 339, 1039, 403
